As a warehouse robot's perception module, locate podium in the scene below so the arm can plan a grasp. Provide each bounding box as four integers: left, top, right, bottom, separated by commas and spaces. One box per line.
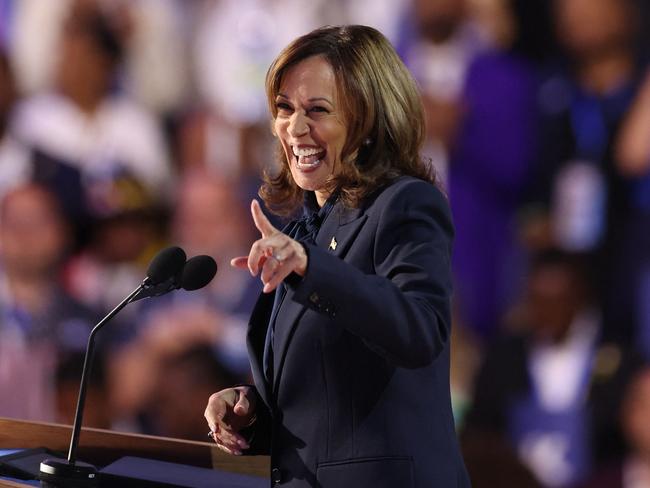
0, 417, 270, 487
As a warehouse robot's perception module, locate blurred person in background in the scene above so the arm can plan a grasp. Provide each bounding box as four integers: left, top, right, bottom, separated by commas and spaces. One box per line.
0, 47, 26, 198
580, 365, 650, 488
0, 184, 99, 422
11, 0, 172, 205
525, 0, 645, 345
10, 0, 189, 116
170, 168, 260, 321
461, 433, 541, 488
446, 0, 555, 339
55, 350, 111, 429
402, 0, 489, 185
145, 344, 238, 441
613, 70, 650, 361
107, 169, 258, 434
463, 249, 640, 487
63, 172, 166, 316
0, 46, 87, 228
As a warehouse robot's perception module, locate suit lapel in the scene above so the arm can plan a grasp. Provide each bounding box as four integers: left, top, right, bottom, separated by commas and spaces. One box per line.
316, 204, 367, 257
272, 202, 368, 394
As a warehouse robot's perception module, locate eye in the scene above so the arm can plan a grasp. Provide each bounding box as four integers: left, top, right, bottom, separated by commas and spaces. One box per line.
309, 106, 329, 114
275, 102, 293, 113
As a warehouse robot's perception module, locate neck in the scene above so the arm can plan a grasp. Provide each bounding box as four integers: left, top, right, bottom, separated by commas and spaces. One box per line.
576, 49, 634, 95
61, 86, 105, 115
315, 190, 329, 208
73, 94, 103, 114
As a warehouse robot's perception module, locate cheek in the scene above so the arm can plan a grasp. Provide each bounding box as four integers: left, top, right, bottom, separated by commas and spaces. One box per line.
274, 118, 288, 137
315, 121, 341, 149
273, 122, 287, 151
274, 121, 291, 149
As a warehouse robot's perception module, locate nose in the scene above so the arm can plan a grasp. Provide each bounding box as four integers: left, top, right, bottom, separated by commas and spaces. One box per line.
288, 110, 309, 138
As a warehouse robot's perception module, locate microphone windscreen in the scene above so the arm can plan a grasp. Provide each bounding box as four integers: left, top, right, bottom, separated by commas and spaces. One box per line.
181, 255, 217, 291
146, 246, 187, 285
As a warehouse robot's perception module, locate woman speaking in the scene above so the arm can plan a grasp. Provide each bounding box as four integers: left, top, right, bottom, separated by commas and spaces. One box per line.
204, 25, 470, 488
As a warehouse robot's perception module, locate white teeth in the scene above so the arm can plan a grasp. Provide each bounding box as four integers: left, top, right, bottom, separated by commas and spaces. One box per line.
292, 146, 324, 157
297, 158, 321, 169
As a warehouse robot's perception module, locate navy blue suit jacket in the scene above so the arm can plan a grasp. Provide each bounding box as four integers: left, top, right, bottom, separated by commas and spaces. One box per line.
245, 176, 470, 487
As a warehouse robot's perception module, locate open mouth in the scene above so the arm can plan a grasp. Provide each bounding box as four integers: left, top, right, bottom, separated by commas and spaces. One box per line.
292, 145, 326, 171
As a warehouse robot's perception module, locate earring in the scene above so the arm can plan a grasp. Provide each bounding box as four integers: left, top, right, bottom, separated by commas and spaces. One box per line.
363, 138, 372, 146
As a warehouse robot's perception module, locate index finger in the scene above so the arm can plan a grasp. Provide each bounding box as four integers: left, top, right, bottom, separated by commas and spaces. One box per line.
251, 199, 277, 238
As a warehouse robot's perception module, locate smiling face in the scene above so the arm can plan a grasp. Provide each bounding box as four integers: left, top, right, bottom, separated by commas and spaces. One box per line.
273, 56, 348, 206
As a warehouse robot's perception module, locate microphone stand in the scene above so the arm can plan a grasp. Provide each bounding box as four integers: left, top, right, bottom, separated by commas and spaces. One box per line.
39, 282, 147, 486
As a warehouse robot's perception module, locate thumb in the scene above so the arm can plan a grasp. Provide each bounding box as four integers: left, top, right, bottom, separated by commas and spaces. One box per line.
251, 199, 276, 238
233, 390, 250, 416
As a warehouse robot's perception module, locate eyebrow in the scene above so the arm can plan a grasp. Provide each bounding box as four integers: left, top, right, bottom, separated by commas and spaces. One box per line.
277, 93, 334, 105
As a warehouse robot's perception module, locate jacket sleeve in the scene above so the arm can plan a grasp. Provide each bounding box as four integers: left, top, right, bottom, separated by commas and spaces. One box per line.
241, 385, 273, 455
290, 179, 454, 368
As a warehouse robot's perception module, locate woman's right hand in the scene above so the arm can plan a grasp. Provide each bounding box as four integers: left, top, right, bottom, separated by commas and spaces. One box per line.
204, 386, 256, 455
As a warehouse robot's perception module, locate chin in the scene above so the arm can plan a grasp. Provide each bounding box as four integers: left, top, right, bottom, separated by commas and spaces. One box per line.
289, 162, 330, 192
292, 175, 326, 193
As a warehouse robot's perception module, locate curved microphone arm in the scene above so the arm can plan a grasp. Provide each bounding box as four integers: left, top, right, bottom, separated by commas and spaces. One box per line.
66, 282, 145, 464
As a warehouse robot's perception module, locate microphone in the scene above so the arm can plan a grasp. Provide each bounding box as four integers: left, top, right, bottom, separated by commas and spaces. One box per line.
129, 254, 218, 302
144, 246, 187, 285
181, 255, 218, 291
39, 246, 191, 486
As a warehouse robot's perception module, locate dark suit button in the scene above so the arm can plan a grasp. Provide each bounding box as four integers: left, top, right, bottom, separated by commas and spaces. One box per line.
271, 467, 282, 484
309, 292, 320, 304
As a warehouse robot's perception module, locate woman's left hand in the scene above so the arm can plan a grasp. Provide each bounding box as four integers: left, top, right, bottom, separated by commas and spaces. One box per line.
231, 200, 307, 293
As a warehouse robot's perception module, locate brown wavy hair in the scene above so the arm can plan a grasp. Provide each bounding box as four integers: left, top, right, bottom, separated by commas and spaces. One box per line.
260, 25, 434, 216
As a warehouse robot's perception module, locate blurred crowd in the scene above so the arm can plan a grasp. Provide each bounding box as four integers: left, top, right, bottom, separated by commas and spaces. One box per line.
1, 0, 650, 486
